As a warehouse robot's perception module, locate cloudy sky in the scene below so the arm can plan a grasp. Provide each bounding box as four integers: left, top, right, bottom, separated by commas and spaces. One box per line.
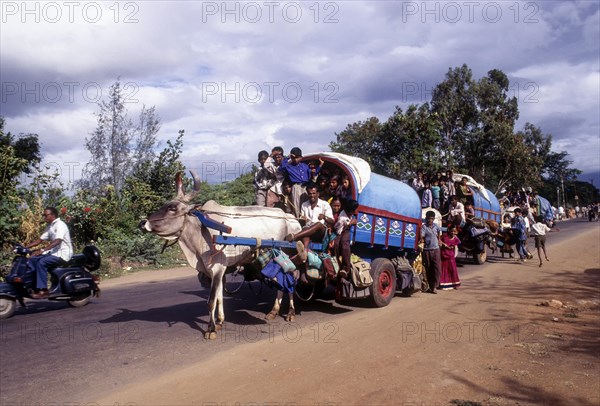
1, 1, 599, 189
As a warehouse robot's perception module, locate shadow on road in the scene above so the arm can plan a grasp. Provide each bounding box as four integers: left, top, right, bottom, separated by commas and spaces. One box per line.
447, 370, 598, 406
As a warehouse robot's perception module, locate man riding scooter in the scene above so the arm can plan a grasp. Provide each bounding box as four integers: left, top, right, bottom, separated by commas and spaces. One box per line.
25, 206, 73, 299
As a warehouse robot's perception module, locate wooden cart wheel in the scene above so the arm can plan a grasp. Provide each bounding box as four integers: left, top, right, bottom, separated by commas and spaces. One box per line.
369, 258, 396, 307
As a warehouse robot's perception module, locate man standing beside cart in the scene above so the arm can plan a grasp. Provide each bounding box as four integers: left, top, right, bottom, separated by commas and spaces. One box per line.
421, 210, 442, 294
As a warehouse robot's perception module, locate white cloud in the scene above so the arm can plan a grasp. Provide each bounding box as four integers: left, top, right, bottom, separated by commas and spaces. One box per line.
1, 0, 599, 186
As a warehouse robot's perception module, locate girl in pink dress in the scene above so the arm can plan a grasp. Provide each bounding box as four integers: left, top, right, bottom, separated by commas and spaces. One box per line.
439, 224, 461, 290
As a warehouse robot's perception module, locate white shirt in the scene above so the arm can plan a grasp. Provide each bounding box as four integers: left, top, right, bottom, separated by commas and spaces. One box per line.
335, 210, 352, 235
411, 178, 424, 191
448, 202, 465, 224
530, 222, 551, 236
523, 216, 531, 232
41, 218, 73, 261
301, 199, 333, 227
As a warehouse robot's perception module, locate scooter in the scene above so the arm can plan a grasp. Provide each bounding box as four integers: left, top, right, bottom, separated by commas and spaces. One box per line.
0, 243, 101, 319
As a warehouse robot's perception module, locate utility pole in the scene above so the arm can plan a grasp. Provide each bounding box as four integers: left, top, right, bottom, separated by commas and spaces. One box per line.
561, 176, 566, 209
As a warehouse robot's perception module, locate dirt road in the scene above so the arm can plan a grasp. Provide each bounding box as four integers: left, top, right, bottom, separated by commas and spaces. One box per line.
97, 222, 599, 406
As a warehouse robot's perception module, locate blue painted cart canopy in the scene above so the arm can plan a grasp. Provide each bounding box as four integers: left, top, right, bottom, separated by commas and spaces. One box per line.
359, 173, 422, 220
537, 196, 554, 222
354, 173, 422, 250
303, 152, 422, 250
451, 174, 501, 222
471, 187, 502, 222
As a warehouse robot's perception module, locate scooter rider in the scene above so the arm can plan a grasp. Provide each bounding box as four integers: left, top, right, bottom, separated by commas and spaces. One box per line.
25, 207, 73, 299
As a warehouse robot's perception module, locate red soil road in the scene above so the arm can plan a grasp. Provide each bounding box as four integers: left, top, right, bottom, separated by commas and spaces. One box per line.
96, 223, 600, 406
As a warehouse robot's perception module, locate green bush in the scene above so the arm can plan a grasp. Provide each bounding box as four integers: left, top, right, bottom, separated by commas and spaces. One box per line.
96, 229, 163, 264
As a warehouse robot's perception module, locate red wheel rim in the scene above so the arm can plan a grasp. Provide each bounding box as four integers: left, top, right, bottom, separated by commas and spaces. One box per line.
378, 269, 393, 296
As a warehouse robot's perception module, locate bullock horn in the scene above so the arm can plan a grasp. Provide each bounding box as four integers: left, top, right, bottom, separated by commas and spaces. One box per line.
175, 172, 185, 200
189, 170, 202, 196
177, 170, 202, 203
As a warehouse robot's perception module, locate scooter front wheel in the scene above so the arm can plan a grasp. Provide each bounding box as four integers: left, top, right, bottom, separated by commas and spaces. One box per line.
67, 292, 92, 308
0, 297, 16, 319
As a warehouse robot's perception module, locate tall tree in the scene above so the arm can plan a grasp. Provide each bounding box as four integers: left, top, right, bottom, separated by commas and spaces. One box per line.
82, 81, 160, 197
0, 118, 43, 199
329, 117, 384, 171
132, 105, 161, 177
82, 81, 133, 195
330, 65, 581, 194
0, 119, 42, 181
430, 64, 478, 169
430, 66, 532, 190
542, 150, 581, 188
139, 130, 186, 201
380, 103, 443, 180
468, 69, 520, 186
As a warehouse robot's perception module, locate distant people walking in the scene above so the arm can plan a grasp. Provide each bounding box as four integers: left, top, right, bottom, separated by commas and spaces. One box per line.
530, 216, 553, 267
511, 208, 529, 262
500, 214, 514, 258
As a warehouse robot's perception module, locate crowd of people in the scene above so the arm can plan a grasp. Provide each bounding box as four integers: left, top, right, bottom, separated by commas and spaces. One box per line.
414, 169, 562, 294
253, 147, 358, 281
254, 153, 588, 294
253, 147, 352, 216
411, 169, 475, 211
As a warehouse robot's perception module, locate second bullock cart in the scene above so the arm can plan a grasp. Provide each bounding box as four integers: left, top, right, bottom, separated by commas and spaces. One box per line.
452, 175, 502, 264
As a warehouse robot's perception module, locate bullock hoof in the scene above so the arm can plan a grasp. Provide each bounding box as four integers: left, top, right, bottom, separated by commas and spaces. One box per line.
204, 331, 217, 340
285, 312, 296, 322
215, 322, 223, 331
265, 311, 278, 320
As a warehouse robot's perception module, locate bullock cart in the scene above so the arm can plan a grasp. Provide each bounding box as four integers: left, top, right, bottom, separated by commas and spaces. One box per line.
450, 175, 502, 264
212, 152, 424, 308
503, 195, 554, 225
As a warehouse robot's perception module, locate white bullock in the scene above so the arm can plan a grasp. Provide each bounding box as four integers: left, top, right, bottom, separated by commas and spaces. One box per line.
140, 171, 302, 339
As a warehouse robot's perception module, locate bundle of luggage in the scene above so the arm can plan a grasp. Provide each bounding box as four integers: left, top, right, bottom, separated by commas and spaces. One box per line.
465, 218, 490, 242
253, 248, 341, 292
391, 256, 423, 295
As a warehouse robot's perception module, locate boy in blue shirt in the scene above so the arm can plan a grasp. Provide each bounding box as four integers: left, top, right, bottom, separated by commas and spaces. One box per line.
279, 147, 322, 217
